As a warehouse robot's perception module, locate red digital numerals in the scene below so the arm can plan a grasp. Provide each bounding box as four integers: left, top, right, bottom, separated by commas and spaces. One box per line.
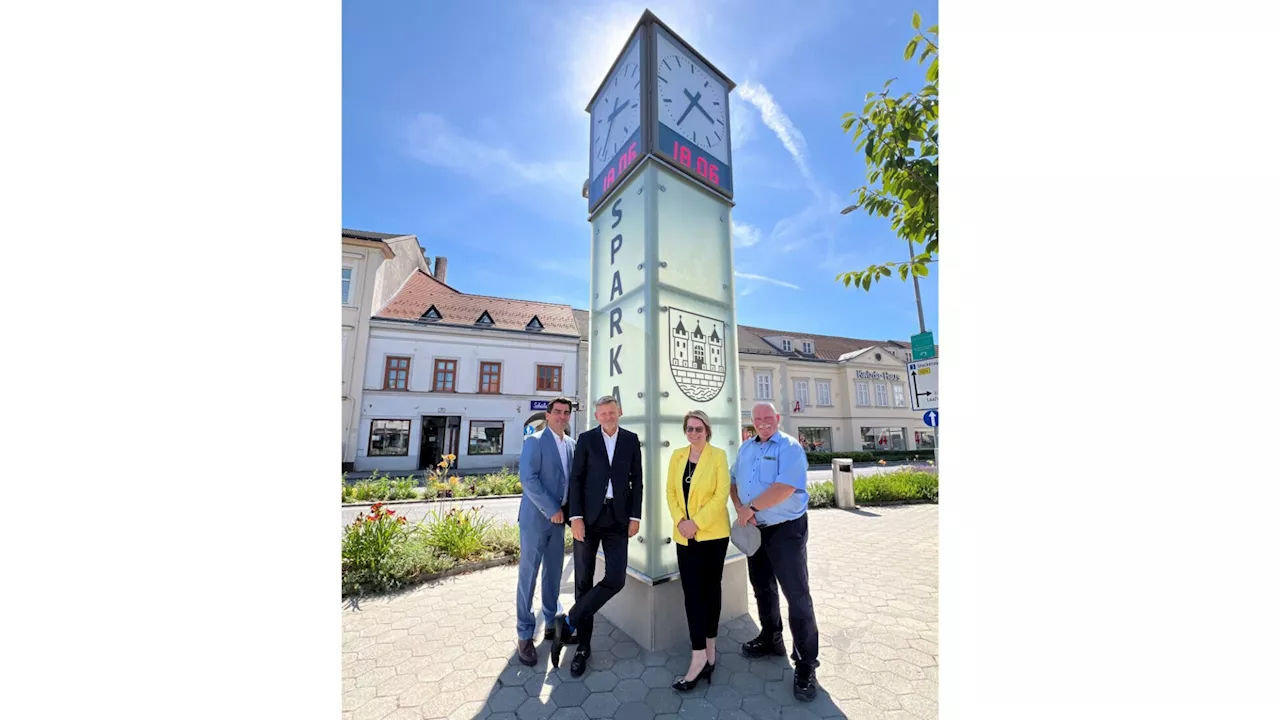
672, 141, 720, 184
602, 142, 639, 195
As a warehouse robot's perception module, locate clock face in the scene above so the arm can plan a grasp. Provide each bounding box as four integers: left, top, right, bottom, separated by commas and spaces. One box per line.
655, 37, 729, 164
590, 40, 642, 181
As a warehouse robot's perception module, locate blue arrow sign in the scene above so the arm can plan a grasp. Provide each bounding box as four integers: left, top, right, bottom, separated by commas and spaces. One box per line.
923, 410, 939, 427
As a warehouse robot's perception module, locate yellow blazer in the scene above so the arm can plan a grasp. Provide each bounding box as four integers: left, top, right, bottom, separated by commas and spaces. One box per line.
666, 443, 731, 545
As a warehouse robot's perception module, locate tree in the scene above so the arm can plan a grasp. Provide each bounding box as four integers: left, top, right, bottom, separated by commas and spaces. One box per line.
837, 11, 938, 292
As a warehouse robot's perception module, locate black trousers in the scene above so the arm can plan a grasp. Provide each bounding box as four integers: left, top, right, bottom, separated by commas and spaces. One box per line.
746, 513, 820, 668
676, 536, 730, 650
569, 504, 628, 649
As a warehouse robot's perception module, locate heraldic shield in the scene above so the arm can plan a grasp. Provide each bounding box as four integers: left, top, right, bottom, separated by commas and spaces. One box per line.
667, 307, 727, 402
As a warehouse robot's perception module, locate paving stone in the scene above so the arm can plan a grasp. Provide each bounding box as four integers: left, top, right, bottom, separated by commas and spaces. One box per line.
550, 682, 591, 708
516, 697, 556, 720
706, 684, 744, 710
614, 678, 650, 704
741, 694, 782, 720
644, 687, 681, 714
678, 697, 719, 720
613, 701, 656, 720
489, 687, 529, 714
548, 709, 588, 720
581, 693, 620, 719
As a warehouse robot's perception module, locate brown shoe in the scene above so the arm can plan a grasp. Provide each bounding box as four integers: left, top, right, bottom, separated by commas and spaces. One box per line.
517, 639, 537, 666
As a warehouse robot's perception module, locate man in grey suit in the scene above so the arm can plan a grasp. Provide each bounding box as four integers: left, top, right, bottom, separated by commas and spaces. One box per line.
514, 396, 578, 666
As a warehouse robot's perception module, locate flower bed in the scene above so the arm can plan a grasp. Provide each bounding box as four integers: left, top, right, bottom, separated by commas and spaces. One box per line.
341, 456, 522, 504
808, 467, 939, 507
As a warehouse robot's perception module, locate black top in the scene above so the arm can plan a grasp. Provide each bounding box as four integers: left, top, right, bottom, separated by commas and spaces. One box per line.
682, 459, 697, 517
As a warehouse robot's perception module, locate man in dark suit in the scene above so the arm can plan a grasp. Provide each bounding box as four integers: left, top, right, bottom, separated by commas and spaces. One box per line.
552, 395, 643, 676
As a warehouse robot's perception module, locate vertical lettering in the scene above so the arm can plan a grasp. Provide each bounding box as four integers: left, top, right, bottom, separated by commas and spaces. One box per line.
610, 307, 622, 337
610, 234, 623, 264
610, 271, 623, 301
611, 198, 623, 229
611, 386, 621, 405
609, 346, 623, 376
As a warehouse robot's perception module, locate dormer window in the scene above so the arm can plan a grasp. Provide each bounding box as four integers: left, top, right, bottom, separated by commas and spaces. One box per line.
781, 339, 793, 352
802, 341, 813, 354
421, 305, 442, 322
525, 316, 544, 332
475, 311, 494, 326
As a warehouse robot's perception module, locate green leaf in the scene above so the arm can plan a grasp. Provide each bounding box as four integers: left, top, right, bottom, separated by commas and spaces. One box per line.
912, 11, 921, 29
927, 24, 938, 34
904, 38, 919, 61
927, 58, 939, 83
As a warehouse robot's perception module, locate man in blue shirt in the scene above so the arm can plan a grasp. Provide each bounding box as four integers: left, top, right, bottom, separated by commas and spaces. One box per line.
731, 402, 820, 702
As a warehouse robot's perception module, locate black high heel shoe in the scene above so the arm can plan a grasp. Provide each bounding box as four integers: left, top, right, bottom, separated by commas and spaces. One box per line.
671, 659, 715, 691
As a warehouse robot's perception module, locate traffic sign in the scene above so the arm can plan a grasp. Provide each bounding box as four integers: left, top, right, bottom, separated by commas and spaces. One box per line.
911, 331, 936, 361
923, 410, 938, 427
907, 358, 938, 411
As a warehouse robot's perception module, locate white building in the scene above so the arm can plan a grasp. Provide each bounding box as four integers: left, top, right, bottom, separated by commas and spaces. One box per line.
342, 229, 437, 471
736, 325, 935, 453
354, 270, 582, 473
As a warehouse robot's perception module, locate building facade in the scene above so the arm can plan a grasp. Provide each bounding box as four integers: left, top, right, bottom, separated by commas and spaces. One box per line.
736, 325, 934, 452
354, 270, 582, 473
342, 229, 437, 470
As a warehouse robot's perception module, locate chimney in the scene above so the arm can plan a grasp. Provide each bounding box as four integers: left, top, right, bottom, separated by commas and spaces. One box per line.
434, 256, 448, 284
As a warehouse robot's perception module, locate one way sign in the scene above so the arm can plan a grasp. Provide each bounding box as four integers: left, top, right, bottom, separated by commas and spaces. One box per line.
907, 358, 938, 411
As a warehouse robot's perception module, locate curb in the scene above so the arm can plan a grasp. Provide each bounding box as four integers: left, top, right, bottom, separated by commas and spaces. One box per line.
342, 494, 522, 508
343, 544, 574, 600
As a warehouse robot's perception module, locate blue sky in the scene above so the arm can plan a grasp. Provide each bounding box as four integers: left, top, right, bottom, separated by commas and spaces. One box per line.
343, 0, 938, 344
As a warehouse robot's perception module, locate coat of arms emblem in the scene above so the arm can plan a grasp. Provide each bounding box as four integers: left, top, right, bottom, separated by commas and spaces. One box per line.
667, 308, 727, 402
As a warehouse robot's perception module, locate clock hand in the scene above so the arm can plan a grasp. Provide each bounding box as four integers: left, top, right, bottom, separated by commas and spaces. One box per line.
683, 88, 714, 124
676, 90, 702, 126
608, 99, 631, 122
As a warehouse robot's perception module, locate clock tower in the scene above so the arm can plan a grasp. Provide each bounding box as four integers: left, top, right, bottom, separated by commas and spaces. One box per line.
584, 10, 747, 651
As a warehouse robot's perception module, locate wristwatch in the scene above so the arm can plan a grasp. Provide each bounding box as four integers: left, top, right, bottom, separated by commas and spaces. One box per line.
748, 504, 759, 513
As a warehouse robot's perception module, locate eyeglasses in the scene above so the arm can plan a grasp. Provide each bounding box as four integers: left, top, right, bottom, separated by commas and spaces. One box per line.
684, 426, 705, 433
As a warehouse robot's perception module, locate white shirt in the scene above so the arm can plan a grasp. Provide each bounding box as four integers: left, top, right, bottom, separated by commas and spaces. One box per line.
570, 426, 640, 523
601, 427, 617, 499
551, 430, 569, 504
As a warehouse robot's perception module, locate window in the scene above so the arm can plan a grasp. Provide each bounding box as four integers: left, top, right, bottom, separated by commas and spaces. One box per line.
755, 371, 772, 399
816, 380, 832, 406
802, 341, 813, 354
862, 426, 907, 451
468, 421, 504, 455
794, 380, 810, 409
893, 384, 906, 407
368, 419, 410, 456
875, 383, 889, 407
536, 365, 562, 391
855, 382, 870, 406
342, 267, 354, 305
914, 430, 936, 449
781, 339, 792, 352
383, 356, 410, 390
797, 427, 832, 452
479, 362, 502, 393
432, 359, 457, 392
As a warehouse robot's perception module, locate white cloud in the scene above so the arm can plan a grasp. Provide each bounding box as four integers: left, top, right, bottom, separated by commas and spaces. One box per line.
405, 113, 580, 195
734, 271, 800, 290
734, 80, 830, 203
731, 219, 763, 248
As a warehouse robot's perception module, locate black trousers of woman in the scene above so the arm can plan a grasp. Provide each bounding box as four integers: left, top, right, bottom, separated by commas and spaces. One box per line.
676, 537, 730, 650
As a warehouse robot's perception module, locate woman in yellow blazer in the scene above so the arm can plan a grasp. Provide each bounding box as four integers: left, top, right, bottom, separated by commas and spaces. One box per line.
666, 410, 732, 691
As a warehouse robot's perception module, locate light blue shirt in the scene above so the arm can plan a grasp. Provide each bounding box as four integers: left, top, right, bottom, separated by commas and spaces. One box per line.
731, 430, 809, 526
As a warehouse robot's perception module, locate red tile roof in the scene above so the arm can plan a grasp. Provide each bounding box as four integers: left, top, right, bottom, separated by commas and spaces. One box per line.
377, 270, 579, 335
738, 324, 910, 362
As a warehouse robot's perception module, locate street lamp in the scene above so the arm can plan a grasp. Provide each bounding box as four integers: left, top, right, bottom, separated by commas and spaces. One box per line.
840, 204, 927, 335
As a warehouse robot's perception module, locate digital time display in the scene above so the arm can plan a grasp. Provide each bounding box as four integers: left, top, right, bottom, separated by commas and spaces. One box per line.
589, 132, 640, 211
657, 124, 733, 197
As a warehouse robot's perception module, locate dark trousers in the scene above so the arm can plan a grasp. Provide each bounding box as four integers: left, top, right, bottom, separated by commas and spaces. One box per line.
676, 537, 730, 650
746, 513, 820, 668
569, 503, 628, 649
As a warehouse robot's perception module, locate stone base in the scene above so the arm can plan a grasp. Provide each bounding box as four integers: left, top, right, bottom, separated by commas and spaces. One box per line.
591, 553, 750, 652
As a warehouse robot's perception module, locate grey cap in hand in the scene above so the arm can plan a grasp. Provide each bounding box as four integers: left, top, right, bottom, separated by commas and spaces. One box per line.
730, 522, 761, 557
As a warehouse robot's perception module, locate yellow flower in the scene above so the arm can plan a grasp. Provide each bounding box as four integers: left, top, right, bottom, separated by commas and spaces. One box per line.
449, 476, 460, 485
445, 454, 457, 461
438, 459, 449, 468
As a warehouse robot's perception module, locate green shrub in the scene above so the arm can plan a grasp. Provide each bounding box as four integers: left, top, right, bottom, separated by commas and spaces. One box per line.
854, 469, 939, 504
805, 450, 936, 465
388, 478, 416, 500
424, 507, 492, 560
485, 524, 521, 556
342, 502, 410, 595
809, 482, 836, 508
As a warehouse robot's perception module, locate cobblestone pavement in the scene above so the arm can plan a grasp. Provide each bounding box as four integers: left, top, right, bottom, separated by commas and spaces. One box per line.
342, 504, 938, 720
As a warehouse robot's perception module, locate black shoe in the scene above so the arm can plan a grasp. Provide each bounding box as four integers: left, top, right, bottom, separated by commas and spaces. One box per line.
516, 639, 537, 667
793, 663, 818, 702
546, 626, 578, 644
570, 648, 590, 677
551, 614, 573, 668
671, 660, 714, 692
742, 632, 787, 658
